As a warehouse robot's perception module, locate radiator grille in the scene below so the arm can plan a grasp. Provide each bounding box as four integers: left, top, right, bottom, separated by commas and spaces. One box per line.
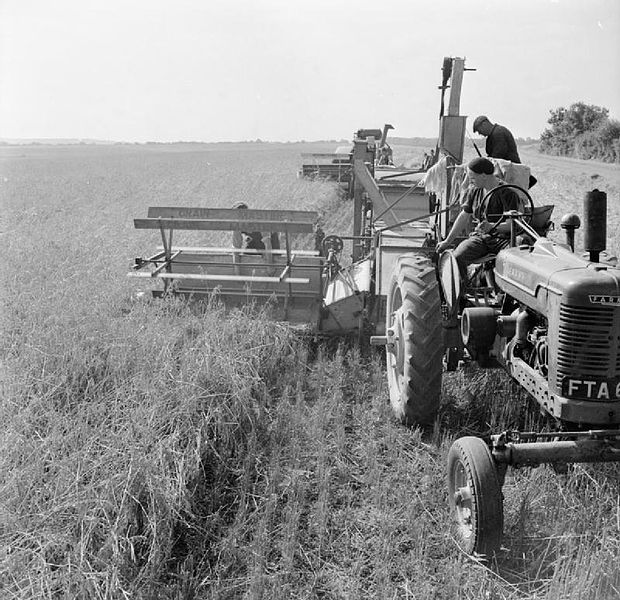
556, 304, 619, 383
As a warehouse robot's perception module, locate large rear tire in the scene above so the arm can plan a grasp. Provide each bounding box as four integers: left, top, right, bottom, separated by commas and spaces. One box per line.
447, 436, 503, 557
385, 254, 443, 426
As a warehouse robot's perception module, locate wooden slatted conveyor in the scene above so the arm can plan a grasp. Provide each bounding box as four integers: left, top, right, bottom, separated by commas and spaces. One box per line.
130, 207, 325, 324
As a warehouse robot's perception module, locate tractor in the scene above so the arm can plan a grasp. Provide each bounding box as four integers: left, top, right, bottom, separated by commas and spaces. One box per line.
128, 56, 620, 557
439, 187, 620, 556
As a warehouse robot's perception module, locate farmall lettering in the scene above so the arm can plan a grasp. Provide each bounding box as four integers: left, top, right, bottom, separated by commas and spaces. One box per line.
589, 295, 620, 306
505, 265, 528, 284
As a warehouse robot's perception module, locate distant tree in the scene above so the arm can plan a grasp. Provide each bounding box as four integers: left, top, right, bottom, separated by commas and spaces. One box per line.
595, 118, 620, 162
540, 102, 619, 163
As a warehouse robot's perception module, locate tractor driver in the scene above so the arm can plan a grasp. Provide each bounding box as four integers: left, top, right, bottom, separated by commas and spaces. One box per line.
435, 157, 521, 280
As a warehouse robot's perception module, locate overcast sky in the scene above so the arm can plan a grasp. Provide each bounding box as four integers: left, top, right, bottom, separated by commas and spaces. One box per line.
1, 0, 618, 143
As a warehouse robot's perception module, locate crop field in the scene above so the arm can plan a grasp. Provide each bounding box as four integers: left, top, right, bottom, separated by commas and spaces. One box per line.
1, 142, 619, 599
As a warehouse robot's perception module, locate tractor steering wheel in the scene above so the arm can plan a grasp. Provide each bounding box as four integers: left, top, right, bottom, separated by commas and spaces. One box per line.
481, 183, 535, 236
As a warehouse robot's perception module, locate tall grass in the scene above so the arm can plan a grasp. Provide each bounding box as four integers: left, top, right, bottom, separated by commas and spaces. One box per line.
1, 293, 306, 596
1, 143, 619, 598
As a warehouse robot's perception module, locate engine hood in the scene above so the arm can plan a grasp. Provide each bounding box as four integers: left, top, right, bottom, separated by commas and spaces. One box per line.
495, 239, 620, 310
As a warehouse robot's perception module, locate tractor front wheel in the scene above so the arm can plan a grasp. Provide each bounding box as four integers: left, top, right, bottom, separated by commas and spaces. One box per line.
447, 436, 504, 557
385, 254, 443, 426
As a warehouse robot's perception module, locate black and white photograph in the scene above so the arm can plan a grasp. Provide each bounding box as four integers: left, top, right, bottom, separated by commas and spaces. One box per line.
1, 1, 619, 598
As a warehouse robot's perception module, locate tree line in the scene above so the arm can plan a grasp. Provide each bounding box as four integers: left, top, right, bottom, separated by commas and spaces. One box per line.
540, 102, 620, 163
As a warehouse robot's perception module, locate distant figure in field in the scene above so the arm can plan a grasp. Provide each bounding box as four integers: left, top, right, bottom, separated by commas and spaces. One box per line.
377, 144, 394, 166
232, 202, 280, 252
473, 115, 521, 164
423, 148, 436, 170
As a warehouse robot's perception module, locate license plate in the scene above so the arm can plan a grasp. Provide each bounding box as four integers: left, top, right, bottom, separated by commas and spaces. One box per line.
562, 378, 620, 400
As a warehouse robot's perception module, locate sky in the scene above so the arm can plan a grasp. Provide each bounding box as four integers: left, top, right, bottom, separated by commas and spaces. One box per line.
0, 0, 619, 143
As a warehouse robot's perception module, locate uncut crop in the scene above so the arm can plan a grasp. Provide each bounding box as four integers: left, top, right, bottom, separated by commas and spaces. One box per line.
1, 143, 619, 599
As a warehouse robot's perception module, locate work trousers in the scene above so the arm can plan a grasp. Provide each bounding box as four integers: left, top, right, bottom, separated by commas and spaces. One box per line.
452, 232, 510, 281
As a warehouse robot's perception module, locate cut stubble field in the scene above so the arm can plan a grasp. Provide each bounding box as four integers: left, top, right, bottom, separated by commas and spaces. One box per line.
1, 142, 619, 599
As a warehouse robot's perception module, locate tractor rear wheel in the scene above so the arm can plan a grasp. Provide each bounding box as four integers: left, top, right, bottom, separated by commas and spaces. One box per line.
385, 254, 443, 426
447, 436, 503, 557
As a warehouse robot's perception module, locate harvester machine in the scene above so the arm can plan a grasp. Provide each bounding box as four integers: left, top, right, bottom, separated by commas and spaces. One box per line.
130, 55, 465, 391
129, 56, 620, 558
299, 123, 395, 183
129, 207, 325, 325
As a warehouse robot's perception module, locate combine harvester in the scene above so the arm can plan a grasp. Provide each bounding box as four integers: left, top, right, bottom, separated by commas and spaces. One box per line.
298, 123, 396, 184
129, 56, 620, 557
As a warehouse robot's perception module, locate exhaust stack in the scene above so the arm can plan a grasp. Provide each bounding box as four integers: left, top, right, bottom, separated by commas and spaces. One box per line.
583, 189, 607, 262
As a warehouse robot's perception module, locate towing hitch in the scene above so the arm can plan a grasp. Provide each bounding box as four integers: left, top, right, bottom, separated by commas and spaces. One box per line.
491, 429, 620, 468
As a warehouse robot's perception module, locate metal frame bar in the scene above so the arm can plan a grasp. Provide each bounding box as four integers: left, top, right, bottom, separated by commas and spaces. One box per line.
151, 250, 182, 276
158, 220, 171, 293
155, 246, 321, 256
135, 217, 315, 234
145, 250, 167, 262
143, 257, 323, 270
147, 207, 318, 223
284, 230, 292, 317
353, 160, 401, 226
155, 287, 319, 299
129, 272, 311, 284
377, 170, 422, 181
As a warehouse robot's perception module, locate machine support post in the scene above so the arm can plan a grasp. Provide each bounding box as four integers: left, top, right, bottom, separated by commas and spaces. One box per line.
351, 139, 375, 261
447, 57, 465, 115
158, 219, 171, 293
284, 230, 292, 318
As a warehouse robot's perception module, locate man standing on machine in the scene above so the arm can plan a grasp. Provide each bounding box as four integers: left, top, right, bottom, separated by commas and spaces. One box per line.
473, 115, 521, 164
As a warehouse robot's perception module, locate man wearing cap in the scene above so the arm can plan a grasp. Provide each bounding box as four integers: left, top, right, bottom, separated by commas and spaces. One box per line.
436, 157, 521, 279
473, 115, 521, 164
232, 202, 280, 251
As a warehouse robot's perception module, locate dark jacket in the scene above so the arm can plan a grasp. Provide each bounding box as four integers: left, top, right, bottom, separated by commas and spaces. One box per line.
486, 124, 521, 163
241, 231, 280, 250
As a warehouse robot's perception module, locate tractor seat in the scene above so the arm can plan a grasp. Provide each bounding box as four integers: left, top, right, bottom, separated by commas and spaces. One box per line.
527, 204, 555, 235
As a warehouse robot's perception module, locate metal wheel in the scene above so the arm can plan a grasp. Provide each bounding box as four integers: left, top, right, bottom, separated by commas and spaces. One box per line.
447, 436, 503, 557
385, 254, 443, 426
